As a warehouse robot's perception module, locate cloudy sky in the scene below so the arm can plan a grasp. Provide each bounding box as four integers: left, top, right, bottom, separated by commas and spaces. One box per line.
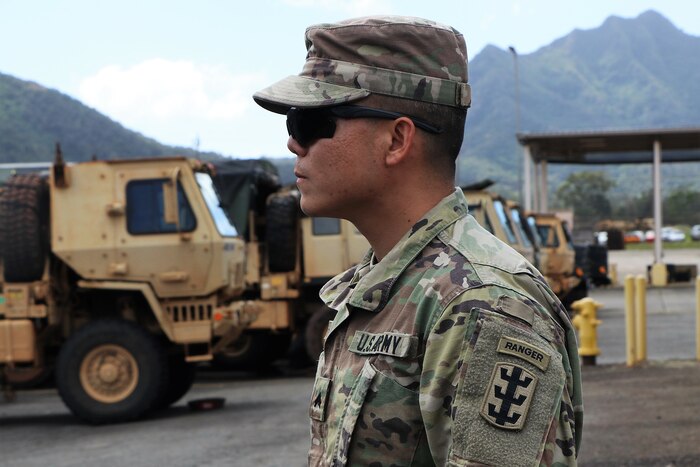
2, 0, 698, 159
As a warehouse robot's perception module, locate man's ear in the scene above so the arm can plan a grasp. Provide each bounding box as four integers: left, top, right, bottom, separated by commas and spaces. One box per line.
384, 117, 416, 167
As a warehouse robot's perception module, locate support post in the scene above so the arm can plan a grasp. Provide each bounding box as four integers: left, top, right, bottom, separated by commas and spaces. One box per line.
533, 161, 540, 212
523, 146, 532, 212
540, 160, 548, 213
696, 276, 700, 361
652, 140, 663, 264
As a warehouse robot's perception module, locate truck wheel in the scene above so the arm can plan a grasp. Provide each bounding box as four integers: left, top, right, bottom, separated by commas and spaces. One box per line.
213, 331, 290, 370
56, 320, 168, 424
0, 174, 50, 282
154, 355, 196, 410
305, 306, 335, 361
562, 279, 589, 311
266, 193, 299, 272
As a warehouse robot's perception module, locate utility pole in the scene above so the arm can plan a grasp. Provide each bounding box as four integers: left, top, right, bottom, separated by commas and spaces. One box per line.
509, 46, 524, 204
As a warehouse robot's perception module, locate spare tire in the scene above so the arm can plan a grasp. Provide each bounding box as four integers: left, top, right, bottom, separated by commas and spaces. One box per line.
266, 193, 299, 272
0, 174, 50, 282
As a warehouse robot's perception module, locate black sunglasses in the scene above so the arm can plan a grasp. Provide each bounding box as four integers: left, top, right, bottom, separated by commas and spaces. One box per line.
286, 105, 443, 147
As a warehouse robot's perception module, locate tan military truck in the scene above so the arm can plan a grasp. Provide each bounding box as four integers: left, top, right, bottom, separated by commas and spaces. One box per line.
0, 151, 256, 423
462, 186, 537, 265
526, 212, 587, 309
460, 180, 585, 310
210, 160, 368, 366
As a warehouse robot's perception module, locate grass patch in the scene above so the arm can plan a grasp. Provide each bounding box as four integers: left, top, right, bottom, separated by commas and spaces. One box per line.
624, 241, 700, 250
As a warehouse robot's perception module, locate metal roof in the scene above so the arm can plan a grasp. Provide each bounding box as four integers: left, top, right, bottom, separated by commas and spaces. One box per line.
517, 127, 700, 164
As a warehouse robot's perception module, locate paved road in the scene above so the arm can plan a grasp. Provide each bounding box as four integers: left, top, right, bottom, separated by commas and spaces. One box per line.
0, 370, 313, 467
588, 284, 698, 364
608, 248, 700, 280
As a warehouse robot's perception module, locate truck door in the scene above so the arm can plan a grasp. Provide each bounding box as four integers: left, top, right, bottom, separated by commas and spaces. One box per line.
115, 167, 214, 298
301, 217, 369, 281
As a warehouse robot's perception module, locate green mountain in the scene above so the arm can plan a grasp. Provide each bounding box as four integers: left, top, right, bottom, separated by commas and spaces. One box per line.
460, 10, 700, 196
1, 10, 699, 197
0, 73, 220, 162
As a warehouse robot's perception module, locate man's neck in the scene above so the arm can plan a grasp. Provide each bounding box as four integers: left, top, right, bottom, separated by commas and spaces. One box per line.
352, 185, 454, 260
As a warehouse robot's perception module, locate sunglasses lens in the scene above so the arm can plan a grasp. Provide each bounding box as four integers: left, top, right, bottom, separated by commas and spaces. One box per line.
286, 109, 336, 147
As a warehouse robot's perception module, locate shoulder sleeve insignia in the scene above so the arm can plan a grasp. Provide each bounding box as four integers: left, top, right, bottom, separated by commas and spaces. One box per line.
480, 363, 537, 431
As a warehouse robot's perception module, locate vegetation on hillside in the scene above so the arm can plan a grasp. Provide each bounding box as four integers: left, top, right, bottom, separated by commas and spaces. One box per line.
0, 73, 222, 163
1, 9, 700, 210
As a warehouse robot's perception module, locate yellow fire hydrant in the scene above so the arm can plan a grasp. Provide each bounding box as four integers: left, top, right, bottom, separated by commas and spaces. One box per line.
571, 297, 602, 366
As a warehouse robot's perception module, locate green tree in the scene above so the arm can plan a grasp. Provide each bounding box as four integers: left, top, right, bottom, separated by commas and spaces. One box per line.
664, 186, 700, 225
555, 171, 614, 226
613, 189, 653, 221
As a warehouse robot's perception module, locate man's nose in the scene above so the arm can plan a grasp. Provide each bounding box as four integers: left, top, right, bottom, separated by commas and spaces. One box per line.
287, 136, 307, 157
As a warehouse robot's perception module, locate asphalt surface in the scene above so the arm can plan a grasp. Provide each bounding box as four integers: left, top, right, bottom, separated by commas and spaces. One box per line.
575, 283, 700, 466
579, 360, 700, 466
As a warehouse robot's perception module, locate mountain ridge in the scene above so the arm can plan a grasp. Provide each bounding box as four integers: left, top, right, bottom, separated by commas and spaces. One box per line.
2, 10, 700, 196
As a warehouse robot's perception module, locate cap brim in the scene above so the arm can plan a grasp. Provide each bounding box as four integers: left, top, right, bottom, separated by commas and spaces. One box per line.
253, 75, 371, 114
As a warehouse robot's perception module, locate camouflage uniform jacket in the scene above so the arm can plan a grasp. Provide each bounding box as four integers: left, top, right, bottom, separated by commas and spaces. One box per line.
308, 189, 583, 467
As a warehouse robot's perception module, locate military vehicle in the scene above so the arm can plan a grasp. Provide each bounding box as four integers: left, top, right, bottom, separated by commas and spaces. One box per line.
462, 185, 537, 266
460, 181, 586, 309
526, 212, 587, 309
0, 150, 257, 423
210, 160, 369, 366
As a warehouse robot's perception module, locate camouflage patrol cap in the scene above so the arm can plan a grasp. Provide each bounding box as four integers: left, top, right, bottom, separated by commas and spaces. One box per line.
253, 16, 471, 114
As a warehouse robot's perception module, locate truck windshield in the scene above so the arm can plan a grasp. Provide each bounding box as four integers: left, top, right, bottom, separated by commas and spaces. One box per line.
493, 200, 517, 244
510, 208, 533, 248
526, 216, 543, 247
195, 173, 238, 237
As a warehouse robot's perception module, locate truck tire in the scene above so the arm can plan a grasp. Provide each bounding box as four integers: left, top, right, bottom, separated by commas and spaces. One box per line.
305, 306, 335, 361
561, 279, 589, 312
266, 193, 299, 272
213, 331, 290, 370
154, 354, 196, 410
56, 320, 168, 424
0, 174, 50, 282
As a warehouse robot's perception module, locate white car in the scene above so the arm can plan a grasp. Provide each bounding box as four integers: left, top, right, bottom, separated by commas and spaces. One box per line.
661, 227, 686, 242
691, 225, 700, 241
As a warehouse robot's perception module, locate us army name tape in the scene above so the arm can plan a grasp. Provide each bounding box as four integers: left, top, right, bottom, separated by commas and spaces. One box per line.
349, 331, 417, 357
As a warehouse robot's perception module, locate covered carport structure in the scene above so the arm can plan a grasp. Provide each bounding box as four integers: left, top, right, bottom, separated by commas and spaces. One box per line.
518, 127, 700, 285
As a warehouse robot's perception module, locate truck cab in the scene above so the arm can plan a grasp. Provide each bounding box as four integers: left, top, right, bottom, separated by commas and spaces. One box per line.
0, 154, 254, 423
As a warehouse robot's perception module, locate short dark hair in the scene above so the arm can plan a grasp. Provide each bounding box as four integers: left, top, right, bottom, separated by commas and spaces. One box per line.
360, 94, 466, 177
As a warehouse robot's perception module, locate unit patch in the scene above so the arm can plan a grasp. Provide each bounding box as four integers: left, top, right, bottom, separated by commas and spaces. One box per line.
497, 335, 550, 371
348, 331, 416, 358
481, 363, 537, 430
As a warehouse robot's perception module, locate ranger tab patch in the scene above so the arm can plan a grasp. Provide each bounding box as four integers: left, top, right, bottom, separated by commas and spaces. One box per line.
497, 335, 550, 371
481, 363, 537, 431
349, 331, 416, 357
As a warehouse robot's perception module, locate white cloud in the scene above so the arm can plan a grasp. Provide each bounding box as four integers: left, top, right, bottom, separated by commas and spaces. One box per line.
75, 59, 292, 158
283, 0, 393, 15
78, 59, 264, 121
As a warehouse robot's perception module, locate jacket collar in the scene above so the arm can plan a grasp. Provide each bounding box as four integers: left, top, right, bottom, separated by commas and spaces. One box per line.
321, 188, 468, 313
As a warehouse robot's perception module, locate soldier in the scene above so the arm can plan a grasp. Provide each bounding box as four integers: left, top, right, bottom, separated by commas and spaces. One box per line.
253, 16, 582, 467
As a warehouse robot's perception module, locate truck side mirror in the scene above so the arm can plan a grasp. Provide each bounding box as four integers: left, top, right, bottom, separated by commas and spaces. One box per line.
163, 168, 181, 229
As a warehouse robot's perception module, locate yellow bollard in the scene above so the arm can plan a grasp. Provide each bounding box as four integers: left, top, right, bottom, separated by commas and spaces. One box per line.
624, 275, 637, 367
635, 275, 647, 363
696, 276, 700, 361
571, 297, 602, 366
